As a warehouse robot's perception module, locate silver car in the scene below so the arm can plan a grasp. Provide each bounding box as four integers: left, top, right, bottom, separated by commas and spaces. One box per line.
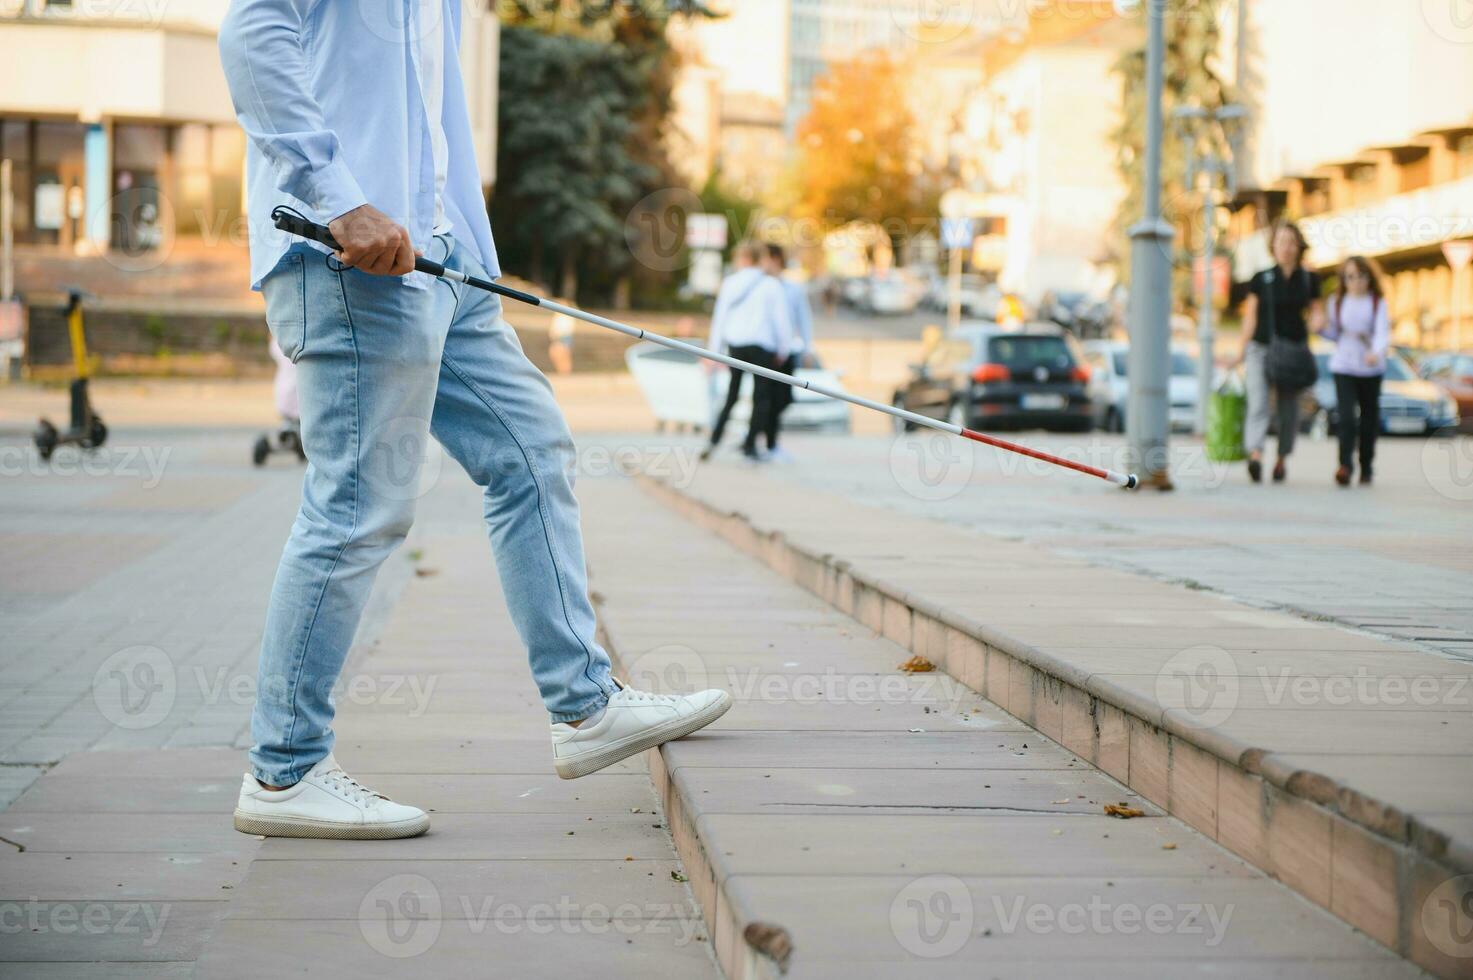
1082, 341, 1201, 433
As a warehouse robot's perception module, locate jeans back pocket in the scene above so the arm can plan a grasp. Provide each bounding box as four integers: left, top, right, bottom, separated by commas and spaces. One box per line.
263, 251, 308, 362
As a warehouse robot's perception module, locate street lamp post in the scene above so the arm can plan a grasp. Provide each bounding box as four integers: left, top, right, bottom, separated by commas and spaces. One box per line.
1125, 0, 1175, 489
1174, 104, 1245, 436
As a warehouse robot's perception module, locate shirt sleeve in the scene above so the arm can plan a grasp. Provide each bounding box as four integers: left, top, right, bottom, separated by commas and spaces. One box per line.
1371, 296, 1391, 359
218, 0, 368, 222
763, 280, 793, 361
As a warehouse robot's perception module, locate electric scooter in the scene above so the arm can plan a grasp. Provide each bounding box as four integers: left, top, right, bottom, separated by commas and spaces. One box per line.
34, 289, 107, 461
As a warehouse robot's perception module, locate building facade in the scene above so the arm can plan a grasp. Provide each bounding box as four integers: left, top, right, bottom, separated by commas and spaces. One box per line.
949, 10, 1131, 304
1226, 0, 1473, 348
1, 0, 500, 263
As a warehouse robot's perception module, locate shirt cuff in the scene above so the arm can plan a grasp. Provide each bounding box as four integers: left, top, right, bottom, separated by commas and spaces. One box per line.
306, 159, 369, 225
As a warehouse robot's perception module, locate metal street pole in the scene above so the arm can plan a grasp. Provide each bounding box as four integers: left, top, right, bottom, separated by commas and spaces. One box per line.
1197, 188, 1214, 435
947, 245, 962, 334
1126, 0, 1175, 489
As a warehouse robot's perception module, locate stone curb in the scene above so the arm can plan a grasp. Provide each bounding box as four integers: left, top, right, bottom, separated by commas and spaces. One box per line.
635, 473, 1473, 980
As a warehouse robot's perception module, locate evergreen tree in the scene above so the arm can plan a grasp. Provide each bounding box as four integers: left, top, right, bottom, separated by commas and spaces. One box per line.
492, 1, 713, 303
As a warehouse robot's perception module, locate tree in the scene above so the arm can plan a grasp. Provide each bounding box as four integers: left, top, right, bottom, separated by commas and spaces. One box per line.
1111, 0, 1233, 306
492, 1, 714, 303
793, 52, 932, 255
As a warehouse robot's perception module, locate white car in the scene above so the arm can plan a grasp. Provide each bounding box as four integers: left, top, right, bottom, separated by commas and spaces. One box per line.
625, 341, 851, 435
922, 274, 1000, 318
1082, 340, 1201, 433
862, 271, 923, 315
719, 352, 852, 433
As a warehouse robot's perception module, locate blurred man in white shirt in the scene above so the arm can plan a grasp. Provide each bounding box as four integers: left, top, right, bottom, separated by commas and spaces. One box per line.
702, 243, 793, 461
760, 244, 813, 461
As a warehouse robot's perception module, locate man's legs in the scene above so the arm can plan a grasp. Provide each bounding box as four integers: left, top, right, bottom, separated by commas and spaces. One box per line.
250, 246, 451, 787
764, 354, 796, 451
741, 347, 777, 457
707, 345, 758, 450
428, 238, 616, 723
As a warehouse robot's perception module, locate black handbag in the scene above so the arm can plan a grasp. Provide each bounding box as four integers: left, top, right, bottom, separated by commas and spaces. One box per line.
1262, 269, 1318, 390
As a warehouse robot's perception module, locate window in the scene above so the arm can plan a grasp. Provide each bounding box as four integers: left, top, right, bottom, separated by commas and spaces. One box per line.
988, 335, 1073, 372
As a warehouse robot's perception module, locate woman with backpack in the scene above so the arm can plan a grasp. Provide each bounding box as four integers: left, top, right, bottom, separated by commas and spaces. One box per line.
1236, 220, 1324, 483
1319, 256, 1390, 485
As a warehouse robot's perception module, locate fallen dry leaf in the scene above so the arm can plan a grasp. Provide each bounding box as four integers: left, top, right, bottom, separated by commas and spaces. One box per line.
1161, 843, 1177, 850
897, 655, 935, 673
414, 567, 439, 578
744, 922, 794, 974
1104, 804, 1146, 819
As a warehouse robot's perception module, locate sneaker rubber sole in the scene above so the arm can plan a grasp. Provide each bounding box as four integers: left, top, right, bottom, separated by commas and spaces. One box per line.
232, 810, 430, 839
554, 691, 733, 780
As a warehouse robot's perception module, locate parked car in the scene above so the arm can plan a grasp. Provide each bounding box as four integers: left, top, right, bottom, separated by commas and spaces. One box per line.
717, 350, 852, 434
625, 342, 852, 435
863, 270, 921, 315
838, 277, 869, 308
891, 321, 1093, 432
1298, 347, 1460, 438
1081, 340, 1201, 433
922, 274, 1000, 319
1417, 351, 1473, 433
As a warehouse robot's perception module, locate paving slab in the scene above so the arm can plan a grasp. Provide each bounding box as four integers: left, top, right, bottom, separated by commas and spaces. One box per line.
0, 448, 720, 979
576, 474, 1422, 978
722, 875, 1421, 969
193, 918, 716, 979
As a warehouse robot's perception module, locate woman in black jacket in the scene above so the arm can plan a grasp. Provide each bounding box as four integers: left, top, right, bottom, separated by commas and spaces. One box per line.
1235, 220, 1325, 483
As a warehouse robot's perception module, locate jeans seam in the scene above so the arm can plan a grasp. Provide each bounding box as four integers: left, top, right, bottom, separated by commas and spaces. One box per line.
550, 690, 613, 725
439, 347, 609, 704
275, 269, 362, 781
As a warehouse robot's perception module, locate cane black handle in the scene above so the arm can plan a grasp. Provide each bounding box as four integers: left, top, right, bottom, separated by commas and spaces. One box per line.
270, 205, 450, 277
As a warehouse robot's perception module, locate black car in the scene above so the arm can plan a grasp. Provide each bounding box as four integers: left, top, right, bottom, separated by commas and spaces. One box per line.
891, 322, 1094, 432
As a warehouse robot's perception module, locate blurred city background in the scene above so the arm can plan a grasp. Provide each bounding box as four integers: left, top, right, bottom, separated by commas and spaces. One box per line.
3, 3, 1473, 977
1, 0, 1470, 450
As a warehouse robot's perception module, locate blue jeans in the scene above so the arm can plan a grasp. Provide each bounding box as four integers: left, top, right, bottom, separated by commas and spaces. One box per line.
250, 236, 615, 786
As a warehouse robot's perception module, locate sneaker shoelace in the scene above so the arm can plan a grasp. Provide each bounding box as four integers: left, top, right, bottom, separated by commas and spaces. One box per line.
319, 767, 385, 807
618, 688, 677, 706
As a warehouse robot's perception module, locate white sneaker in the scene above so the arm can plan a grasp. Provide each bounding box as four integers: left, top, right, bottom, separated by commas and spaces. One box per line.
233, 754, 429, 839
551, 685, 733, 779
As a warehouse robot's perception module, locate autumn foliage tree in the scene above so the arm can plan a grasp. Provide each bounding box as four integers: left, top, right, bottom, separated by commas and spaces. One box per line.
794, 52, 931, 249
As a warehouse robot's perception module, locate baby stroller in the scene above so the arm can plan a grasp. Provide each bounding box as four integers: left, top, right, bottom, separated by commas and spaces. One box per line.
252, 337, 307, 466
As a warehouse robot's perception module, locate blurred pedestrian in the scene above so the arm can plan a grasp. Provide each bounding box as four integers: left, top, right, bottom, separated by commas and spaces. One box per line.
548, 304, 575, 375
702, 242, 793, 461
1319, 256, 1389, 486
761, 243, 814, 462
1235, 220, 1324, 483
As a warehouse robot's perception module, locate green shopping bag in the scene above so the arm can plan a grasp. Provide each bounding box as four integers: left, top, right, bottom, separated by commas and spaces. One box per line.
1206, 382, 1246, 462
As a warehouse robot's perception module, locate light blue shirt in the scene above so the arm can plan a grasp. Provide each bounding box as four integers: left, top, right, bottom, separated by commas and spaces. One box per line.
219, 0, 499, 290
780, 278, 814, 355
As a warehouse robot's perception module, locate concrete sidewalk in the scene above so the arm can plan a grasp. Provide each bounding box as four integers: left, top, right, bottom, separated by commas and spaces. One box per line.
190, 518, 715, 978
0, 436, 716, 977
579, 477, 1421, 979
633, 432, 1473, 977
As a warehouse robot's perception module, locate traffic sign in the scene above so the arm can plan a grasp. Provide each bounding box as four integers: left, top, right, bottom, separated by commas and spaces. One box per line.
940, 217, 975, 251
685, 213, 727, 251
